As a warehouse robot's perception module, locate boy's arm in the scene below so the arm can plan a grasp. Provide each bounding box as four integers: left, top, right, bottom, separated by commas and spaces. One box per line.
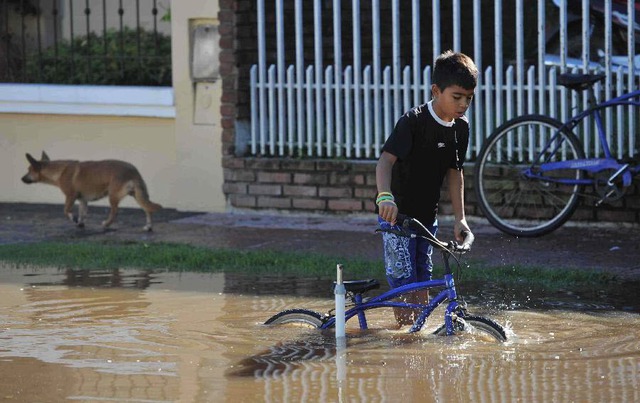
447, 168, 470, 241
376, 151, 398, 224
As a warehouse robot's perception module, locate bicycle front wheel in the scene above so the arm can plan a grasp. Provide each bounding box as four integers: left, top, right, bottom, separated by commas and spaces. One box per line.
433, 315, 507, 342
264, 309, 325, 329
475, 115, 585, 237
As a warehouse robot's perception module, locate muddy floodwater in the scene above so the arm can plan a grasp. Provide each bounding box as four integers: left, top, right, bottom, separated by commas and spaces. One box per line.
0, 266, 638, 402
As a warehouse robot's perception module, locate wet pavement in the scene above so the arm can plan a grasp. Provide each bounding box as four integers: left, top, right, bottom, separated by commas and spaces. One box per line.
0, 202, 639, 280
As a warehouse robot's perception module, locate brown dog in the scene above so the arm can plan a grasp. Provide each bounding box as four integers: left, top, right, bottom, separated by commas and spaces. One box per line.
21, 151, 162, 231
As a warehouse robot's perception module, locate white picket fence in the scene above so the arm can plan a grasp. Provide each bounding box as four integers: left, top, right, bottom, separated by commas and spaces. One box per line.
250, 0, 638, 160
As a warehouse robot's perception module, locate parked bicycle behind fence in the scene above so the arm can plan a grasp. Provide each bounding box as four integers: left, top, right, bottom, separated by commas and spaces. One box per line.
474, 73, 640, 237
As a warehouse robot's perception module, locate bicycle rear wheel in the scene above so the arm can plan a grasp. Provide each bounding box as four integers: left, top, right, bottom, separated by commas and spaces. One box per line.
475, 115, 585, 237
433, 315, 507, 342
264, 309, 325, 329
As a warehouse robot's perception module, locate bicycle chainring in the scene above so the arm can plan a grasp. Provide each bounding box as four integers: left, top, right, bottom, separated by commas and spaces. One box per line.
594, 169, 626, 202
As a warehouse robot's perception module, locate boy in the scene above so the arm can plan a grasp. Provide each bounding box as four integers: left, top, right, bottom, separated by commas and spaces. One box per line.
375, 50, 478, 326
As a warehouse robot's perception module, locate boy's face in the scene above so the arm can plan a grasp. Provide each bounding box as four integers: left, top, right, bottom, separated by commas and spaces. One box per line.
431, 84, 475, 122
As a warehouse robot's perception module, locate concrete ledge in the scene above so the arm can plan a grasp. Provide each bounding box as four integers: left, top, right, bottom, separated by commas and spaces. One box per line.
0, 84, 175, 118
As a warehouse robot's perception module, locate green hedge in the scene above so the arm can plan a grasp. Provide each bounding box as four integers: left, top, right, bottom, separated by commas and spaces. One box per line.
26, 27, 172, 86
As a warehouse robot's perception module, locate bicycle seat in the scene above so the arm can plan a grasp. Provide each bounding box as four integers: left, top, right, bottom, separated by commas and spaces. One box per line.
557, 73, 606, 91
334, 279, 380, 294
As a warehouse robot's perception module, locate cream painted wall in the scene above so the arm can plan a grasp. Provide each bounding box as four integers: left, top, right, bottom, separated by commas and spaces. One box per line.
0, 0, 225, 214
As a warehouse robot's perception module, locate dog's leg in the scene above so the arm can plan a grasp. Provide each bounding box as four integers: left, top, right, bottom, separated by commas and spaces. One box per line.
102, 196, 120, 229
63, 197, 80, 226
131, 179, 160, 232
77, 200, 88, 228
142, 211, 153, 232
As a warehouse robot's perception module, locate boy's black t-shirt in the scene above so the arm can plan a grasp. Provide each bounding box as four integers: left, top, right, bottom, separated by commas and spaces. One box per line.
381, 101, 469, 226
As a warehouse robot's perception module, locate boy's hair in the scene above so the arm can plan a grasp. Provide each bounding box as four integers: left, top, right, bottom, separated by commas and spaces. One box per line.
432, 50, 478, 91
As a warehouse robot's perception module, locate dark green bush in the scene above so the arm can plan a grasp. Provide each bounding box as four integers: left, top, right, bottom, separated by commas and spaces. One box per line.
26, 27, 172, 86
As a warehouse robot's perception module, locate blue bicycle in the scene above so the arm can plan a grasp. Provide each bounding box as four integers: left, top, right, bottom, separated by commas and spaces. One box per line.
475, 73, 640, 237
264, 215, 508, 342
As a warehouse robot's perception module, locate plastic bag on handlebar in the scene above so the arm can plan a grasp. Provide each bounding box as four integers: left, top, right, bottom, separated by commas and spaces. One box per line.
452, 231, 475, 253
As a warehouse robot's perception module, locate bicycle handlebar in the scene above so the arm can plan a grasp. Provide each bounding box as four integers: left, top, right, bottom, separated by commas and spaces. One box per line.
391, 213, 474, 254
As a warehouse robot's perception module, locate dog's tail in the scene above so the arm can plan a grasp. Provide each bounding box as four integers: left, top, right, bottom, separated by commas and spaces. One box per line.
133, 179, 162, 213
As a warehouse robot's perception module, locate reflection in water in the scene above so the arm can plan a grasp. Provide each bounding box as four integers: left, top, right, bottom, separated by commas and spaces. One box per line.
0, 265, 638, 402
234, 313, 640, 402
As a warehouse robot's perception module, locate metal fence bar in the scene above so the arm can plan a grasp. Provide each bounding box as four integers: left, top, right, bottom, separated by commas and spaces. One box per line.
313, 0, 324, 157
432, 0, 440, 62
352, 0, 362, 159
628, 0, 636, 159
276, 0, 285, 156
306, 66, 314, 157
584, 0, 593, 69
257, 0, 267, 156
251, 65, 258, 155
506, 66, 514, 158
364, 65, 372, 158
516, 0, 524, 120
494, 0, 503, 129
287, 66, 295, 156
527, 65, 535, 161
603, 0, 612, 157
537, 0, 546, 119
295, 0, 304, 153
392, 0, 401, 120
384, 66, 392, 145
268, 65, 276, 155
549, 68, 557, 121
484, 67, 494, 156
616, 67, 624, 160
412, 0, 420, 107
453, 0, 460, 52
345, 66, 353, 158
422, 66, 431, 106
333, 0, 343, 157
596, 83, 600, 156
473, 0, 482, 157
372, 0, 382, 159
325, 66, 334, 157
402, 66, 410, 116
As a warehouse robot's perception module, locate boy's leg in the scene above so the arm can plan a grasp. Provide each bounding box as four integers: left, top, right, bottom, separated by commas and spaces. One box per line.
411, 224, 437, 318
378, 217, 418, 326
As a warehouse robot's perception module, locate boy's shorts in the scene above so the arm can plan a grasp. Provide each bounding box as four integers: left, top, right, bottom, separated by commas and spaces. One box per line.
378, 216, 438, 289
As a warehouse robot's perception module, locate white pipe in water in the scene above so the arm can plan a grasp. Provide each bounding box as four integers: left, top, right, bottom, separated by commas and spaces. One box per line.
335, 264, 346, 341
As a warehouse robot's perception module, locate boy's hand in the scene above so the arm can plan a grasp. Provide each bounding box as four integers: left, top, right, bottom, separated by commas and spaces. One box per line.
454, 218, 471, 242
378, 201, 398, 226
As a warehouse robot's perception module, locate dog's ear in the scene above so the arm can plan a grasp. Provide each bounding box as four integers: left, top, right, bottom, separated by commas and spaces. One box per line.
26, 153, 41, 170
41, 151, 50, 161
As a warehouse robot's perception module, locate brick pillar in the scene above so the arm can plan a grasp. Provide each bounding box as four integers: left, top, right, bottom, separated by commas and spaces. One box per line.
218, 0, 237, 157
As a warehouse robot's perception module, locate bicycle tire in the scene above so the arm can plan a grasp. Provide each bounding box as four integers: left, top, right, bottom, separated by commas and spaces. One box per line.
474, 115, 585, 237
264, 309, 325, 329
433, 315, 507, 342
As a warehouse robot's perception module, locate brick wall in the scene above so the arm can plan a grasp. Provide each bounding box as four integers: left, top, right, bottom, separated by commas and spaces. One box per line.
221, 156, 640, 224
222, 157, 378, 214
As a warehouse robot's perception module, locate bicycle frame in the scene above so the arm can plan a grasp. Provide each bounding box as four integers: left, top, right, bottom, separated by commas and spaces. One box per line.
322, 252, 464, 335
524, 88, 640, 186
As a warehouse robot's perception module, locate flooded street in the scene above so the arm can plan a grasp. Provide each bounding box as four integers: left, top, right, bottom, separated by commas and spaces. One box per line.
0, 266, 638, 402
